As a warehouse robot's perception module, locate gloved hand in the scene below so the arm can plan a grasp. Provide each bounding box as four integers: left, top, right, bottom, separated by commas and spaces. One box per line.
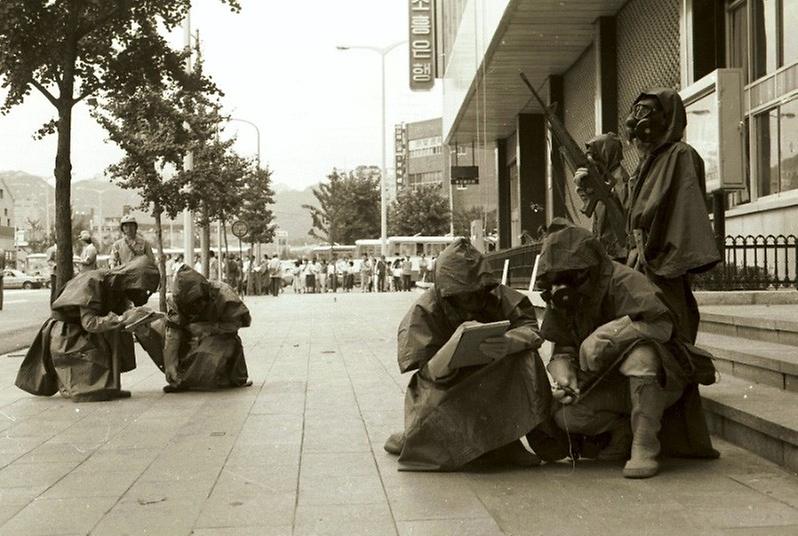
479, 336, 509, 360
548, 355, 579, 405
504, 326, 544, 354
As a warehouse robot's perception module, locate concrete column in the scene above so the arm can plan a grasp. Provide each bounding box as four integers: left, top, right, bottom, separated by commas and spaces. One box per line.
594, 16, 618, 135
496, 138, 511, 249
517, 114, 547, 236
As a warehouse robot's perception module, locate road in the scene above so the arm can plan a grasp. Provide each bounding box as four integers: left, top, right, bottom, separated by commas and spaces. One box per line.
0, 288, 51, 355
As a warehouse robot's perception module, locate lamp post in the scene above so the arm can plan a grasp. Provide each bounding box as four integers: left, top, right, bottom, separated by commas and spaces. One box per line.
336, 41, 406, 256
229, 117, 261, 169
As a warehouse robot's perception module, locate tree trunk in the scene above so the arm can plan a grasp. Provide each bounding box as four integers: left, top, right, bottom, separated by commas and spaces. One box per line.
154, 205, 167, 313
54, 103, 75, 294
200, 203, 210, 278
246, 241, 254, 295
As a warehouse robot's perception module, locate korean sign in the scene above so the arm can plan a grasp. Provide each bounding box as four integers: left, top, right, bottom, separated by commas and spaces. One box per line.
408, 0, 435, 91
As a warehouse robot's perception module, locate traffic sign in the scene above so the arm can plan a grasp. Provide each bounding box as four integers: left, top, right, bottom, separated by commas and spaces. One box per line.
231, 220, 249, 239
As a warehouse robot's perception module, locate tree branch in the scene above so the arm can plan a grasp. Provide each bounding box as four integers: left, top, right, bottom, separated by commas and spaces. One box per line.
73, 87, 93, 105
76, 0, 130, 41
30, 79, 59, 108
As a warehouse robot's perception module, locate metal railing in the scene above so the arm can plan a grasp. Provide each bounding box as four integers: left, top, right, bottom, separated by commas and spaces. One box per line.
693, 234, 798, 291
485, 234, 798, 291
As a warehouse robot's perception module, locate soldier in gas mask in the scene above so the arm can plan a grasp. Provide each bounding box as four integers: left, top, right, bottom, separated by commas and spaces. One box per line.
623, 89, 719, 343
527, 220, 718, 478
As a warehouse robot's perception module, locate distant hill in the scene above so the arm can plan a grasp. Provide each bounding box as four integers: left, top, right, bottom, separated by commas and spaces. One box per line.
1, 169, 320, 244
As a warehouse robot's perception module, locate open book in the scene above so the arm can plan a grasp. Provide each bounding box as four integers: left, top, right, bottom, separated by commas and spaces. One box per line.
447, 320, 511, 369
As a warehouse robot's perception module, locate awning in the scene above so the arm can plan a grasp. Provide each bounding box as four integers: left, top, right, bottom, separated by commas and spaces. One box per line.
444, 0, 625, 145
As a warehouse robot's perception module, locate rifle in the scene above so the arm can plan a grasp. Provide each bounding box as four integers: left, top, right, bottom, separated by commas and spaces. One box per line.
519, 72, 627, 249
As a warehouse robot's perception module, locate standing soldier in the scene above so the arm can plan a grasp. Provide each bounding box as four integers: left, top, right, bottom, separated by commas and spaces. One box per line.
77, 230, 98, 272
623, 88, 720, 342
110, 215, 155, 269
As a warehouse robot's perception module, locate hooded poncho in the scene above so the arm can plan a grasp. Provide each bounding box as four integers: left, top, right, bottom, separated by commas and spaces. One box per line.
583, 133, 629, 260
626, 88, 720, 279
395, 238, 551, 470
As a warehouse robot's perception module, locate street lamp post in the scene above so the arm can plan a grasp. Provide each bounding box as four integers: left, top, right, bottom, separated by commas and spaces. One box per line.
336, 41, 406, 256
229, 117, 262, 263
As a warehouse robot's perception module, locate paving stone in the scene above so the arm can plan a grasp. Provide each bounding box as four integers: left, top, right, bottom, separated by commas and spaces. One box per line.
298, 473, 386, 506
0, 461, 77, 488
193, 488, 295, 529
0, 496, 118, 535
40, 468, 141, 499
396, 518, 504, 536
294, 503, 396, 536
91, 497, 201, 536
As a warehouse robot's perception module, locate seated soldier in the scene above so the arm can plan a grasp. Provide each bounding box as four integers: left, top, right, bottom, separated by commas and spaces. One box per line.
527, 220, 717, 478
15, 256, 160, 402
160, 264, 252, 392
384, 238, 551, 471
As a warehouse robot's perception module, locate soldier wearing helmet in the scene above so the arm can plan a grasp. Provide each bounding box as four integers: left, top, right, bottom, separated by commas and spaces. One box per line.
110, 214, 154, 269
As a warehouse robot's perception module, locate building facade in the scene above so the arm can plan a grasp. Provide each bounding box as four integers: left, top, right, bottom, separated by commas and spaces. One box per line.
0, 177, 14, 251
439, 0, 798, 248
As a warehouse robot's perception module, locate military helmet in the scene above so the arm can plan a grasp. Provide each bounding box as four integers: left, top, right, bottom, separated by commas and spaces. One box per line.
119, 215, 138, 230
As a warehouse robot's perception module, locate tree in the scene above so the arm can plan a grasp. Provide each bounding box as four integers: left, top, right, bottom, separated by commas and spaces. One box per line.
388, 184, 451, 237
0, 0, 240, 292
237, 165, 275, 294
303, 169, 380, 244
452, 206, 498, 237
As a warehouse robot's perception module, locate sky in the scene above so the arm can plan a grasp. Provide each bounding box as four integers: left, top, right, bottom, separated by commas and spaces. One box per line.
0, 0, 442, 190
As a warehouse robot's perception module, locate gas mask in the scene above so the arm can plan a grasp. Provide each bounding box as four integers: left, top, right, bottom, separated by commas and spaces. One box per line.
540, 269, 592, 312
624, 99, 666, 144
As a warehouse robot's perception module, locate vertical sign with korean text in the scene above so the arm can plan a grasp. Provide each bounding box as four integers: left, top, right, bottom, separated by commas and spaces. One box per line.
394, 124, 408, 188
408, 0, 435, 91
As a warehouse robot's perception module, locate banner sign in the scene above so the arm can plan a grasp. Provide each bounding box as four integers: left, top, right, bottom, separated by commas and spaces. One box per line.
450, 165, 479, 186
394, 124, 408, 188
408, 0, 435, 91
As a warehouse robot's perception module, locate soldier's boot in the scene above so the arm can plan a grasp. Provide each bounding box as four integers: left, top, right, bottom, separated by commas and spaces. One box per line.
597, 420, 632, 461
623, 376, 672, 478
526, 419, 571, 462
383, 432, 405, 456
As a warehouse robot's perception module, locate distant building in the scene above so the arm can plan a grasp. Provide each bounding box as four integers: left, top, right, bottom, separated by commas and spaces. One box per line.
0, 177, 14, 251
394, 117, 498, 231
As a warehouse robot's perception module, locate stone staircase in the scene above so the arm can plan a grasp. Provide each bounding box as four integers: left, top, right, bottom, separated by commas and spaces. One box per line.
697, 303, 798, 473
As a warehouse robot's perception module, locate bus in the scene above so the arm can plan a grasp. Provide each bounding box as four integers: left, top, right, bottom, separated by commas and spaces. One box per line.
310, 244, 356, 262
354, 235, 462, 282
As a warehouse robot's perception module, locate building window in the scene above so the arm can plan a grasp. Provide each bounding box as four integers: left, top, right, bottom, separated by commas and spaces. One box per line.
728, 1, 750, 83
754, 97, 798, 197
785, 1, 798, 66
752, 0, 779, 79
408, 171, 443, 186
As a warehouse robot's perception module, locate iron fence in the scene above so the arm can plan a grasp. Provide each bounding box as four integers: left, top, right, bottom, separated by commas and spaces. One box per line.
485, 234, 798, 291
693, 234, 798, 291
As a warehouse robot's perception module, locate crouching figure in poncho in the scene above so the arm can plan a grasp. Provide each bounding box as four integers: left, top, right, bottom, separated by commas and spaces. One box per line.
159, 264, 252, 392
15, 256, 160, 402
384, 238, 552, 471
527, 221, 718, 478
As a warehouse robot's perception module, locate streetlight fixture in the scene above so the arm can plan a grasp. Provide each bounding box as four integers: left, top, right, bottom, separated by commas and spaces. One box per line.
336, 41, 406, 256
229, 117, 261, 169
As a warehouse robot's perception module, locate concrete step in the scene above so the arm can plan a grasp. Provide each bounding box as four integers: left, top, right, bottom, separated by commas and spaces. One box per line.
695, 290, 798, 306
702, 375, 798, 473
697, 332, 798, 392
699, 305, 798, 346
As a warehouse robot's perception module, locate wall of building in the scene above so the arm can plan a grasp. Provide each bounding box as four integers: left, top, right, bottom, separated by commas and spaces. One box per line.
0, 178, 15, 250
615, 0, 681, 170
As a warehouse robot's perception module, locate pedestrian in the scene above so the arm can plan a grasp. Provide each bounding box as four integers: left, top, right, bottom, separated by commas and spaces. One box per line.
347, 260, 355, 291
292, 260, 302, 294
401, 256, 413, 291
161, 264, 252, 393
419, 253, 428, 282
303, 258, 315, 293
209, 251, 220, 281
77, 230, 97, 273
226, 255, 241, 294
109, 215, 155, 269
193, 254, 202, 273
45, 242, 58, 303
375, 255, 387, 292
15, 256, 161, 402
268, 254, 282, 296
260, 255, 271, 295
329, 256, 339, 292
165, 254, 174, 280
360, 255, 372, 292
528, 220, 718, 478
428, 255, 436, 283
392, 259, 402, 291
336, 256, 349, 292
318, 259, 328, 293
383, 238, 549, 470
624, 88, 720, 342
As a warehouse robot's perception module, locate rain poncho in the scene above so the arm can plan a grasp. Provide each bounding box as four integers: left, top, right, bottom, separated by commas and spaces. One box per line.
538, 222, 717, 458
160, 265, 251, 390
626, 88, 720, 341
396, 239, 551, 471
15, 256, 160, 398
579, 133, 629, 260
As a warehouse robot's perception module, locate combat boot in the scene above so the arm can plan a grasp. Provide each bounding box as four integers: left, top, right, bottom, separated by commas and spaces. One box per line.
623, 376, 670, 478
597, 420, 632, 461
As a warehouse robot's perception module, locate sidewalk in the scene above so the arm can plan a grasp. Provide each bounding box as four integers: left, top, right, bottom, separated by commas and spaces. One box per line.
1, 291, 798, 535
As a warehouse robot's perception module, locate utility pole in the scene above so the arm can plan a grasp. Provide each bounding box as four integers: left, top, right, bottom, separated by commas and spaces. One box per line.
182, 12, 195, 268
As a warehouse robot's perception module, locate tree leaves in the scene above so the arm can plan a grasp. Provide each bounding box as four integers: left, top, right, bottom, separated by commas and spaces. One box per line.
388, 184, 451, 236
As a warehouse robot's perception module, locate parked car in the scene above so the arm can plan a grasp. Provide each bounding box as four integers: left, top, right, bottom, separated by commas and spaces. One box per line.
3, 269, 45, 289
